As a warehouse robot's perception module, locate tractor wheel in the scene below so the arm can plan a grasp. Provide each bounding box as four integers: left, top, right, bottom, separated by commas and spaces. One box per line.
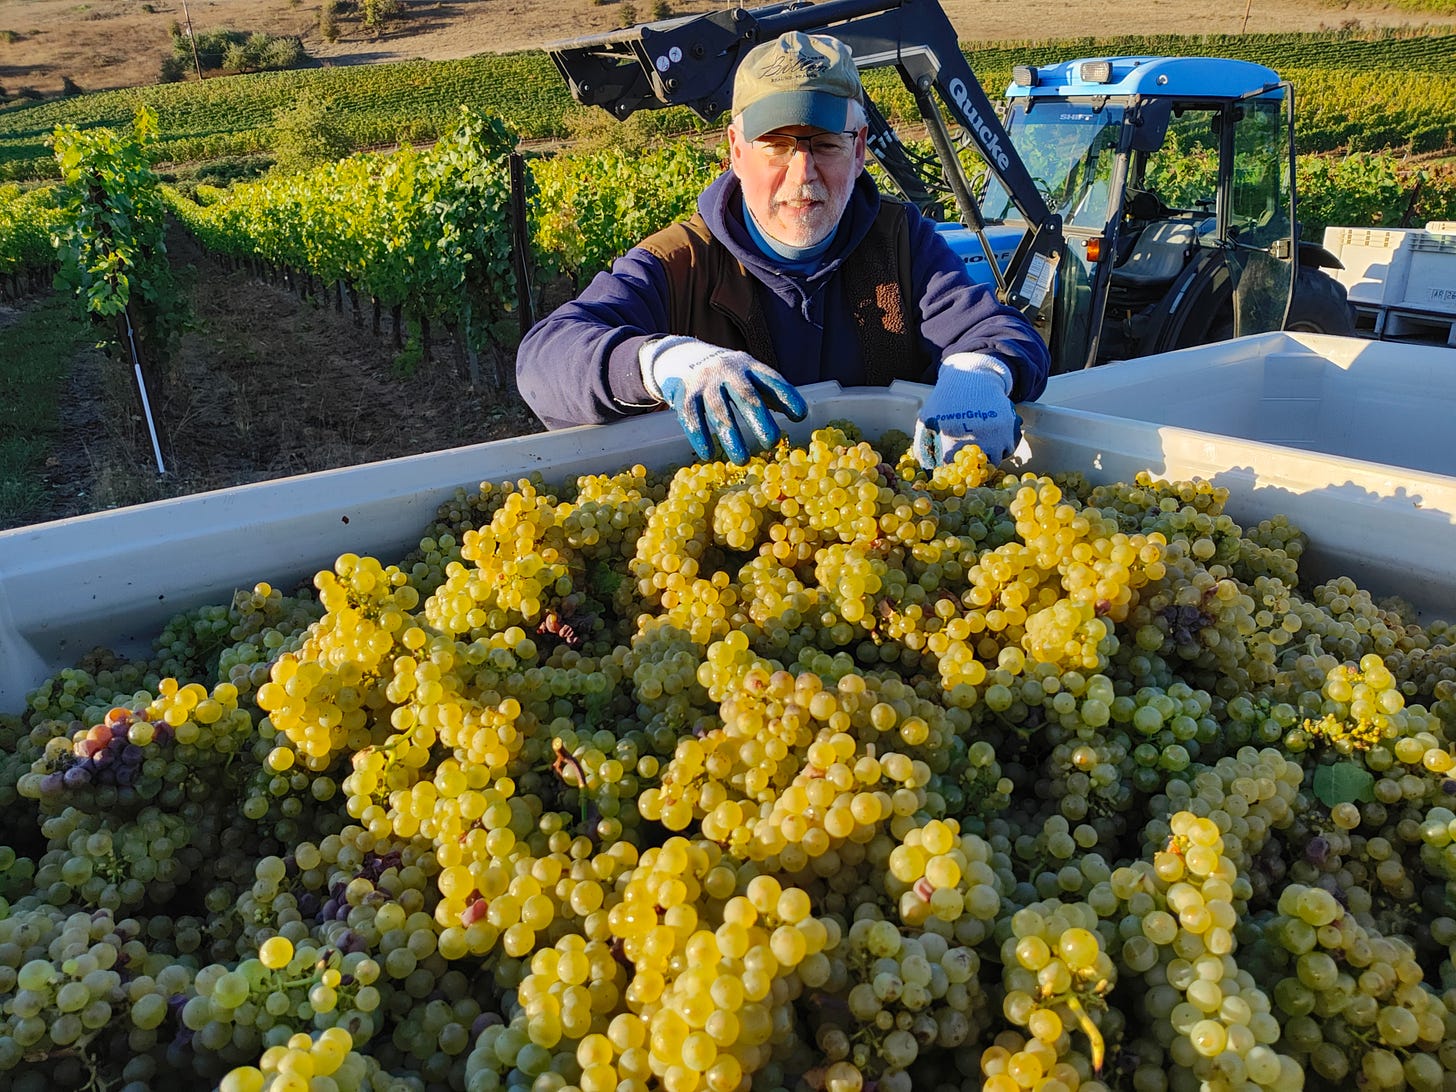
1286, 267, 1354, 335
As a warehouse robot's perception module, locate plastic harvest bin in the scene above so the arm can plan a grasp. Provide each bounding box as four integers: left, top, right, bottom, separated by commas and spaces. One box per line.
1027, 331, 1456, 616
1033, 332, 1455, 475
3, 347, 1454, 712
1404, 232, 1456, 316
1321, 226, 1421, 307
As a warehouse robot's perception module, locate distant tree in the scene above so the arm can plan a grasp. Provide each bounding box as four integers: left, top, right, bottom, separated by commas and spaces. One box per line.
270, 92, 354, 175
264, 37, 305, 69
158, 55, 187, 83
361, 0, 401, 35
221, 42, 249, 72
319, 0, 340, 42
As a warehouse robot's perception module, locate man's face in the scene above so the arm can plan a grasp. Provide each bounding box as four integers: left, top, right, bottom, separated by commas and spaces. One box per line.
729, 120, 867, 248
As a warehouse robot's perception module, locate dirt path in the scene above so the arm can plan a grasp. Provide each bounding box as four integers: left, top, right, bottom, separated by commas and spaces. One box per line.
3, 0, 1450, 97
7, 229, 541, 529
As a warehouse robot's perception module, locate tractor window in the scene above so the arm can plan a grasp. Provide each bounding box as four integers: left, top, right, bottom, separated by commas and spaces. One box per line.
977, 101, 1124, 228
1228, 92, 1295, 334
1229, 98, 1289, 244
1137, 107, 1219, 216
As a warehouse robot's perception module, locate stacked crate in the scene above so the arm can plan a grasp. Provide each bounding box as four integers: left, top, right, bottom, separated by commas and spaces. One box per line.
1323, 223, 1456, 346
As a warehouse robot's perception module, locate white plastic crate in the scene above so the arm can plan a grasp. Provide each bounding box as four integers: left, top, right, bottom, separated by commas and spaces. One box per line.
1025, 331, 1456, 615
1036, 331, 1456, 473
1321, 226, 1420, 306
3, 356, 1454, 710
1379, 308, 1456, 348
1402, 233, 1456, 316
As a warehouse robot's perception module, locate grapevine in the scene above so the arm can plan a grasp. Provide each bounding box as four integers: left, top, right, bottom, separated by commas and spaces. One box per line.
51, 106, 186, 376
165, 107, 520, 364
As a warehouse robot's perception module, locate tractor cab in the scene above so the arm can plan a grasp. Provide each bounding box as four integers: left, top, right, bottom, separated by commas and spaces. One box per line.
962, 56, 1300, 367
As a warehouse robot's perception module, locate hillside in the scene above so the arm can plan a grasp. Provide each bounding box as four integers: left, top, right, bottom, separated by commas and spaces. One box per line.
3, 0, 1453, 98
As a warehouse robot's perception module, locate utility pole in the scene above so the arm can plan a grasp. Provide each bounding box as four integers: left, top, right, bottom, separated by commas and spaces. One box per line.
181, 0, 205, 81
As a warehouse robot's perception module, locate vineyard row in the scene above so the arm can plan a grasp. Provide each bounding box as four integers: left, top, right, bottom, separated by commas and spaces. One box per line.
7, 122, 1456, 354
1, 29, 1454, 181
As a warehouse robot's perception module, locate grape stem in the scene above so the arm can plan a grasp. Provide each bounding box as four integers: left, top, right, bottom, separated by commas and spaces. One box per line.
23, 1031, 104, 1077
550, 739, 587, 789
1065, 994, 1105, 1073
550, 739, 594, 830
78, 1039, 109, 1092
273, 968, 325, 990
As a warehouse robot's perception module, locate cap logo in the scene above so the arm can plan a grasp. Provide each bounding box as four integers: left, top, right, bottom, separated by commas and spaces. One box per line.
759, 47, 830, 87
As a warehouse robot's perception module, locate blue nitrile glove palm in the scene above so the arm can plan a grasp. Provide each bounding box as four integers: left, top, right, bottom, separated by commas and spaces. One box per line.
640, 336, 809, 464
913, 352, 1020, 467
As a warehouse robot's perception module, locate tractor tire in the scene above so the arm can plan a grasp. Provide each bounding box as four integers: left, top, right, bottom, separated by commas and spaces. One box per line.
1285, 267, 1355, 335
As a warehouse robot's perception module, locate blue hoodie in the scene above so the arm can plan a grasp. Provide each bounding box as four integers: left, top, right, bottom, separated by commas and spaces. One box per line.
516, 170, 1050, 430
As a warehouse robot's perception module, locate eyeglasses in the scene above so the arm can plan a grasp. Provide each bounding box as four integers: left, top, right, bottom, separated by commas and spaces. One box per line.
750, 130, 860, 164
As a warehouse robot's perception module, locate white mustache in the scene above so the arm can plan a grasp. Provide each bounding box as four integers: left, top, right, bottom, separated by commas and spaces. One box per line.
778, 185, 827, 203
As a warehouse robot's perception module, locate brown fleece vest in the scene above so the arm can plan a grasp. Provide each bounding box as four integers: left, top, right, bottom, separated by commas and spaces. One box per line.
638, 199, 927, 387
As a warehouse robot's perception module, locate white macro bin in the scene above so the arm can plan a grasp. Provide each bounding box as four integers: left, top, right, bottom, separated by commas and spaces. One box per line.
1403, 232, 1456, 316
1033, 332, 1455, 474
1321, 225, 1421, 307
3, 351, 1454, 712
1030, 331, 1456, 615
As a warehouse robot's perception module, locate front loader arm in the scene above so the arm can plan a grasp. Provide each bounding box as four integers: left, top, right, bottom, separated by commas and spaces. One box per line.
547, 0, 1063, 314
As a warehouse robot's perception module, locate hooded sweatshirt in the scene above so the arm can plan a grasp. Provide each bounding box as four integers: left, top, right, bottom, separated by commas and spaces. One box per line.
515, 170, 1049, 430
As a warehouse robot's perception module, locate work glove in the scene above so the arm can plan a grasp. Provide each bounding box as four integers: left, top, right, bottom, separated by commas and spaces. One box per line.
913, 352, 1020, 467
640, 335, 808, 464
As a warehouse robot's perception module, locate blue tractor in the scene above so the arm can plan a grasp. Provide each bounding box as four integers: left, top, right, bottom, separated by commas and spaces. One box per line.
550, 0, 1353, 373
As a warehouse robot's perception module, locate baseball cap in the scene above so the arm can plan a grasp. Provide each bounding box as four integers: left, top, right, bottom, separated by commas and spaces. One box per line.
732, 31, 864, 141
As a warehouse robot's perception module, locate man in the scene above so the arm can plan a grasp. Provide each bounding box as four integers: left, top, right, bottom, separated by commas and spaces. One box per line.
515, 30, 1050, 468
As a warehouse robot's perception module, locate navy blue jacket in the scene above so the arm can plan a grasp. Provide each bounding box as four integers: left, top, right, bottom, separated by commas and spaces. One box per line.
516, 171, 1050, 429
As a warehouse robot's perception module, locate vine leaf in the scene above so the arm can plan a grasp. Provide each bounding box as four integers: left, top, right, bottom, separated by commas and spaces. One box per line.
1311, 762, 1374, 807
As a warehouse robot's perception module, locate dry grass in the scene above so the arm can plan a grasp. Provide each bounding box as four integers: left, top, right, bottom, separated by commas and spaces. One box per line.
2, 0, 1450, 97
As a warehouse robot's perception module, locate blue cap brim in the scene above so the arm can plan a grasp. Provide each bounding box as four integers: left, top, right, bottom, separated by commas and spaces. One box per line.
738, 91, 852, 141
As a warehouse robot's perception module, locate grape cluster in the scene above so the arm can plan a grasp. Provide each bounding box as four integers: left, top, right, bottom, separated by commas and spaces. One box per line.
33, 805, 198, 911
220, 1025, 401, 1092
816, 914, 989, 1091
258, 553, 422, 765
1265, 883, 1450, 1087
1296, 653, 1418, 753
21, 680, 252, 811
0, 908, 131, 1066
885, 818, 1004, 932
992, 898, 1115, 1086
